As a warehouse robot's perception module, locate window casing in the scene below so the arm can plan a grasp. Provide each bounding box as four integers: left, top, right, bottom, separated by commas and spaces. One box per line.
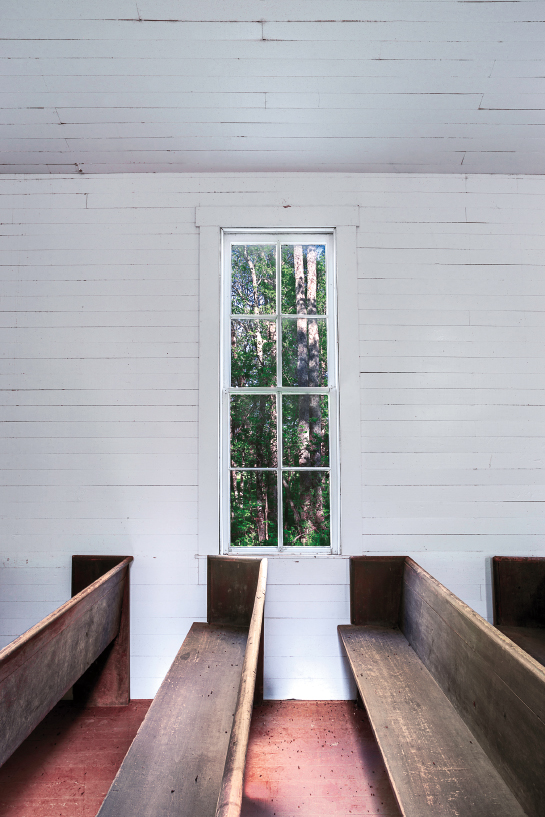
221, 230, 339, 554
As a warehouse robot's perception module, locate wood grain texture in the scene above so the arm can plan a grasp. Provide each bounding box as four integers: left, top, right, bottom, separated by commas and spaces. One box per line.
493, 556, 545, 627
339, 624, 527, 817
496, 626, 545, 669
492, 557, 545, 669
401, 558, 545, 817
0, 556, 131, 768
1, 3, 544, 172
349, 556, 404, 625
215, 558, 267, 817
97, 622, 248, 817
72, 555, 132, 706
207, 556, 263, 628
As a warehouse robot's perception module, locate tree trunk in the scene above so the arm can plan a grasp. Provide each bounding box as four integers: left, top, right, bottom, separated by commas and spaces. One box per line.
255, 471, 266, 542
244, 246, 263, 365
293, 245, 313, 541
295, 244, 310, 465
306, 246, 324, 525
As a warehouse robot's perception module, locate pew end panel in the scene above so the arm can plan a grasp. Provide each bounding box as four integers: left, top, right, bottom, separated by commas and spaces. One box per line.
208, 554, 265, 704
492, 556, 545, 628
208, 554, 264, 626
349, 555, 405, 626
72, 555, 133, 706
492, 556, 545, 667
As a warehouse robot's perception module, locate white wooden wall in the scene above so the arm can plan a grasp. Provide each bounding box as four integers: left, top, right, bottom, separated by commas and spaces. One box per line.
1, 173, 544, 699
1, 1, 545, 174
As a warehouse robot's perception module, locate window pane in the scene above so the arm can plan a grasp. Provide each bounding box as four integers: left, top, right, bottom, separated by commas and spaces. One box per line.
281, 244, 326, 315
231, 244, 276, 315
230, 395, 277, 468
282, 471, 330, 547
230, 470, 278, 547
282, 318, 328, 387
231, 319, 277, 387
282, 394, 329, 468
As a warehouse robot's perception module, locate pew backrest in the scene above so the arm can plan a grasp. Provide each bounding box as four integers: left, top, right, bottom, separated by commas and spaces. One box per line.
0, 555, 132, 767
349, 556, 545, 817
96, 555, 267, 817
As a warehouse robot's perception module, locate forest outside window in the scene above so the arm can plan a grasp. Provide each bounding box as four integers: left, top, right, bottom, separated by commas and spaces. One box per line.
222, 231, 339, 553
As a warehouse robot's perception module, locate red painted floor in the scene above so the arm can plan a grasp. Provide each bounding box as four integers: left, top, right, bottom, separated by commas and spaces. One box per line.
241, 701, 402, 817
0, 699, 400, 817
0, 701, 151, 817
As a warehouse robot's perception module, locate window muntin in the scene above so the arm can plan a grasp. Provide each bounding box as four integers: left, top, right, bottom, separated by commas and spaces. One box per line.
222, 231, 338, 553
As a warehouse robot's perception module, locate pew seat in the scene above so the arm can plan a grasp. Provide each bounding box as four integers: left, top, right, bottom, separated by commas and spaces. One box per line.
339, 556, 545, 817
97, 555, 267, 817
341, 625, 525, 816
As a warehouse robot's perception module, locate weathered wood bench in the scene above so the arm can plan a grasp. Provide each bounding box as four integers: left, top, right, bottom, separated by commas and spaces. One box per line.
0, 554, 132, 768
339, 556, 545, 817
493, 556, 545, 668
97, 555, 267, 817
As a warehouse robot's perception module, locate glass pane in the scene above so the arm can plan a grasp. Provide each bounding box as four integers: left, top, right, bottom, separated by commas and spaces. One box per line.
282, 318, 328, 387
230, 395, 277, 468
231, 244, 276, 315
282, 471, 330, 547
282, 394, 329, 468
230, 470, 278, 547
281, 244, 326, 315
231, 319, 277, 387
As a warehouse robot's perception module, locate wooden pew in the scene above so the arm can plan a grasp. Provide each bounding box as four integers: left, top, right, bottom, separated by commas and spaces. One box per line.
493, 556, 545, 668
339, 556, 545, 817
0, 554, 132, 768
97, 554, 267, 817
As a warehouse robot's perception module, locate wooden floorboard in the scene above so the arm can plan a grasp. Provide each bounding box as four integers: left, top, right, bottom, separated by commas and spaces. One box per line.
241, 700, 402, 817
0, 698, 398, 817
339, 625, 527, 817
0, 700, 151, 817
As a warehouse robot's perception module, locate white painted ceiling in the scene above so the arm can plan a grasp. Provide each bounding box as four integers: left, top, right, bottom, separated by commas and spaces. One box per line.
1, 1, 545, 174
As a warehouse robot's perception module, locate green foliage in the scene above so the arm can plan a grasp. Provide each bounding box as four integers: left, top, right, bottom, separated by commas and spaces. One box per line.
230, 470, 278, 547
229, 241, 331, 548
282, 471, 331, 547
231, 320, 276, 387
231, 244, 276, 314
230, 395, 277, 468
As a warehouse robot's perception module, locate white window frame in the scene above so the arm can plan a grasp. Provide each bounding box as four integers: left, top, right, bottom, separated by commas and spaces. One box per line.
221, 230, 339, 554
196, 206, 361, 560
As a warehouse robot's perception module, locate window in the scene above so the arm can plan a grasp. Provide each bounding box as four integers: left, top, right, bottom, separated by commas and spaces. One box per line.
221, 231, 338, 553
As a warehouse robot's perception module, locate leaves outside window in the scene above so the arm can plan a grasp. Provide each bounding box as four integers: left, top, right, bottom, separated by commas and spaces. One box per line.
226, 235, 335, 550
